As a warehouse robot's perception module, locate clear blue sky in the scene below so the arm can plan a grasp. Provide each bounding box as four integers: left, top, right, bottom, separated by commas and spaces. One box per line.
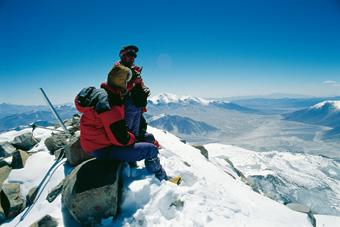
1, 0, 340, 105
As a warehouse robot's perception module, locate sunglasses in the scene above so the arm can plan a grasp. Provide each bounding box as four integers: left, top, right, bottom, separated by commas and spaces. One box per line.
125, 51, 137, 58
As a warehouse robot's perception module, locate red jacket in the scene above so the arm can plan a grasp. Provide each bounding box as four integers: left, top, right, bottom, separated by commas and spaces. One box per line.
75, 83, 136, 153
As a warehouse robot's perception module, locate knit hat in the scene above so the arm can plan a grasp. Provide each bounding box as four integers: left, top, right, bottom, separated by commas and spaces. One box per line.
107, 64, 132, 87
119, 45, 139, 58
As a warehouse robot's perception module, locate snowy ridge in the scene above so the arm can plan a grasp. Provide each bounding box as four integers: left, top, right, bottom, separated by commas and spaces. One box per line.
149, 93, 222, 105
1, 127, 339, 226
205, 144, 340, 216
311, 100, 340, 111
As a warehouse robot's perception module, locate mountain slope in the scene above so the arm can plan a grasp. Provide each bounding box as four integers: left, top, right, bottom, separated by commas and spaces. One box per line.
2, 127, 339, 226
284, 100, 340, 128
147, 114, 218, 135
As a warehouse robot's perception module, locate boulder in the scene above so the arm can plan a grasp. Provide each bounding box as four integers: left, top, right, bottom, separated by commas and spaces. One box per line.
0, 165, 12, 186
29, 214, 58, 227
11, 150, 30, 169
12, 132, 39, 151
0, 183, 26, 219
62, 158, 123, 225
44, 133, 69, 154
64, 137, 92, 166
0, 157, 12, 168
193, 145, 209, 159
0, 142, 16, 158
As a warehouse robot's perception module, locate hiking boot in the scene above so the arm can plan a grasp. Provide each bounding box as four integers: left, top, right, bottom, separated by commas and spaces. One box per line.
168, 176, 182, 185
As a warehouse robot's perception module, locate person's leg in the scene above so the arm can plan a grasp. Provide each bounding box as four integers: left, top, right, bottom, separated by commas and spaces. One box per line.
143, 133, 155, 143
92, 143, 167, 181
124, 99, 142, 137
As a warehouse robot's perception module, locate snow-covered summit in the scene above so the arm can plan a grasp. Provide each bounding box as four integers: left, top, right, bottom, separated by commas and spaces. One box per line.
149, 93, 216, 105
311, 100, 340, 111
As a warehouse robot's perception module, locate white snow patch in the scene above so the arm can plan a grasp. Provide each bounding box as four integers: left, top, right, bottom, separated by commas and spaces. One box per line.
311, 100, 340, 110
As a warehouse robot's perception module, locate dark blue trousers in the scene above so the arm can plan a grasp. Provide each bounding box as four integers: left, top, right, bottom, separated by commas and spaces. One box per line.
91, 133, 167, 181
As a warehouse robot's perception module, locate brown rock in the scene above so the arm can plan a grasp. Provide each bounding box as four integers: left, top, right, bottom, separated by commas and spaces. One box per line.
0, 183, 26, 219
0, 165, 12, 186
12, 132, 39, 151
62, 159, 123, 225
29, 214, 58, 227
11, 150, 30, 169
64, 137, 91, 166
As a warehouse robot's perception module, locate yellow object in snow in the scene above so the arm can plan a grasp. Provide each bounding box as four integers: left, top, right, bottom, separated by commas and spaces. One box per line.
168, 176, 182, 185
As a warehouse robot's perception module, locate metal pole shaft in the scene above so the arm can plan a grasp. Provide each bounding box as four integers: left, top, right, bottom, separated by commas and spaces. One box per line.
39, 88, 69, 133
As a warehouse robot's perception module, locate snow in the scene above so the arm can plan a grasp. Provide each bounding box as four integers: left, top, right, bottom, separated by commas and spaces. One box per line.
149, 93, 212, 105
0, 127, 338, 226
205, 143, 340, 216
311, 100, 340, 110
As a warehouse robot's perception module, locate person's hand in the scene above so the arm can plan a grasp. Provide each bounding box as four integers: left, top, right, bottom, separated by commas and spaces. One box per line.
153, 139, 161, 149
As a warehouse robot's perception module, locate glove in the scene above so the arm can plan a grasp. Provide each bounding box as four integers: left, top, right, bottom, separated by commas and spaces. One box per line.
153, 139, 161, 149
130, 85, 150, 107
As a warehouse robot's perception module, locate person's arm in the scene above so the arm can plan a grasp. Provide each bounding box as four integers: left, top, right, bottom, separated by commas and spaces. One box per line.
98, 106, 136, 146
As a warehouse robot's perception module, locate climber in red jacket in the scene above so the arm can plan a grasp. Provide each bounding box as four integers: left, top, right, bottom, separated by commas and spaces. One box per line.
75, 64, 171, 181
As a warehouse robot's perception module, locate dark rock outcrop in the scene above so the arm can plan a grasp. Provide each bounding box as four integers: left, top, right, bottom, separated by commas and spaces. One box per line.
11, 150, 30, 169
62, 159, 123, 225
0, 183, 26, 219
29, 214, 59, 227
0, 142, 16, 158
12, 132, 39, 151
44, 133, 69, 154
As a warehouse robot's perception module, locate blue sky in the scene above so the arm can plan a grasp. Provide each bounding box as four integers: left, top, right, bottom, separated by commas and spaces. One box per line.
1, 0, 340, 105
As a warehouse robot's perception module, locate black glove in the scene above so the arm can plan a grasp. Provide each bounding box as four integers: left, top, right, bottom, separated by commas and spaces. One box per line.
130, 85, 150, 107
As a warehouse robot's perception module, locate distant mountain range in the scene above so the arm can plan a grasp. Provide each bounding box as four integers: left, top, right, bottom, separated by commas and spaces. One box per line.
0, 103, 47, 119
148, 93, 258, 113
233, 96, 340, 114
0, 104, 77, 132
146, 114, 218, 136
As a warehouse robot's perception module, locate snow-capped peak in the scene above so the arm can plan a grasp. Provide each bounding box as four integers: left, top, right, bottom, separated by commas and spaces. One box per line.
311, 100, 340, 111
149, 93, 220, 105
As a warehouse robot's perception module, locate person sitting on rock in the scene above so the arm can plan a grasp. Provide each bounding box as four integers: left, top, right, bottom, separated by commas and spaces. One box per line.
74, 64, 180, 184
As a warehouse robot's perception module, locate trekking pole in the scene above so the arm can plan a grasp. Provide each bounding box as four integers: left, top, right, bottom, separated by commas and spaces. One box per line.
39, 88, 70, 134
30, 123, 65, 133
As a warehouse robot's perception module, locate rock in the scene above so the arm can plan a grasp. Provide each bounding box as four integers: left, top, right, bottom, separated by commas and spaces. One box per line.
62, 159, 123, 225
0, 204, 5, 224
286, 202, 311, 213
29, 214, 59, 227
193, 145, 209, 159
54, 148, 64, 160
0, 183, 26, 219
11, 132, 39, 151
0, 142, 16, 158
0, 156, 12, 168
46, 179, 64, 203
0, 165, 12, 186
44, 133, 69, 154
11, 150, 30, 169
26, 186, 38, 206
64, 137, 92, 166
64, 115, 80, 128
